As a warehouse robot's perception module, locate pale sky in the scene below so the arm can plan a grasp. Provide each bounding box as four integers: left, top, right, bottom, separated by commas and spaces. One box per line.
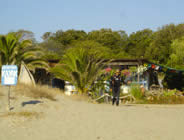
0, 0, 184, 41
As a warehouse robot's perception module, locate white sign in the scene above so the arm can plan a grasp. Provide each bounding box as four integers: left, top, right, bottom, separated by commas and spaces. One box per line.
1, 65, 18, 85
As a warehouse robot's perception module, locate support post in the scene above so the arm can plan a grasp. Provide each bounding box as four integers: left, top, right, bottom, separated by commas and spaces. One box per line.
7, 86, 11, 111
137, 64, 140, 83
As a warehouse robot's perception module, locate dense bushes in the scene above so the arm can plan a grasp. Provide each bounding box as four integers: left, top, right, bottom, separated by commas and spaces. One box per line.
163, 72, 184, 90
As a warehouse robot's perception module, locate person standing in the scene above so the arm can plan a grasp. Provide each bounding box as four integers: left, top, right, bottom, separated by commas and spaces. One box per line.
110, 69, 121, 106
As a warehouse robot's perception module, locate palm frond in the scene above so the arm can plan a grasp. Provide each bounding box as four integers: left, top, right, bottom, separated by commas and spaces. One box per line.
50, 47, 107, 94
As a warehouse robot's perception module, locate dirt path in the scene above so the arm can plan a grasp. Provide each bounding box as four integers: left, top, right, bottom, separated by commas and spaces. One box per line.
1, 94, 184, 140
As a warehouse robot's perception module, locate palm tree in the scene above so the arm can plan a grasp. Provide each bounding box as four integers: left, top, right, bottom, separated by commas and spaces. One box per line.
0, 33, 48, 71
0, 33, 48, 111
0, 34, 17, 65
50, 47, 107, 94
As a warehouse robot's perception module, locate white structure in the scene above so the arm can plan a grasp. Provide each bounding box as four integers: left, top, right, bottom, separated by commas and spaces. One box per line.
65, 81, 76, 96
121, 85, 130, 94
18, 63, 36, 86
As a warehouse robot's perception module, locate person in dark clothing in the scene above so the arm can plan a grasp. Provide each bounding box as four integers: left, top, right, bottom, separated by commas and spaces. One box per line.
110, 69, 122, 106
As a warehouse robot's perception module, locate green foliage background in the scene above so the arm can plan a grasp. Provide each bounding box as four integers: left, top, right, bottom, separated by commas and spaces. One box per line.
1, 23, 184, 92
39, 23, 184, 70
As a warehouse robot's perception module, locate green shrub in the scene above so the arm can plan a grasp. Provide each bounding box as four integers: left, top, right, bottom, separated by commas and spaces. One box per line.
163, 89, 176, 97
130, 85, 144, 100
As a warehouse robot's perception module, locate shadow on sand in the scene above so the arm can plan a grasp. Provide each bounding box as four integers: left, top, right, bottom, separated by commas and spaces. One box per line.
22, 100, 43, 107
123, 104, 135, 107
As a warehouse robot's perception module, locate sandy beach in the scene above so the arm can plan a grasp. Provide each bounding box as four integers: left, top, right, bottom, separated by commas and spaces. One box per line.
1, 88, 184, 140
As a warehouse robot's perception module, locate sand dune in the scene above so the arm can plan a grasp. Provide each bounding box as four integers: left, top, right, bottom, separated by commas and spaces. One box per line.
1, 88, 184, 140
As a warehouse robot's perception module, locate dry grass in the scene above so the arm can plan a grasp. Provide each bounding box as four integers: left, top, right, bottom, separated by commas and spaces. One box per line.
0, 111, 43, 119
0, 92, 3, 96
14, 84, 63, 101
145, 95, 184, 104
0, 86, 4, 97
0, 93, 3, 99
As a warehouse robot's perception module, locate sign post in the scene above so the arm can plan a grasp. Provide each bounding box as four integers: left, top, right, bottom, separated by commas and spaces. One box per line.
1, 65, 18, 111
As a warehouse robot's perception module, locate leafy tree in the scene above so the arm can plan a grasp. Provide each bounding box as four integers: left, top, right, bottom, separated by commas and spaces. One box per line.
125, 29, 153, 58
110, 51, 131, 59
9, 29, 37, 44
40, 30, 88, 60
145, 24, 184, 64
71, 40, 111, 58
39, 39, 65, 61
50, 29, 87, 46
167, 37, 184, 69
87, 29, 129, 58
88, 28, 127, 50
42, 32, 52, 41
